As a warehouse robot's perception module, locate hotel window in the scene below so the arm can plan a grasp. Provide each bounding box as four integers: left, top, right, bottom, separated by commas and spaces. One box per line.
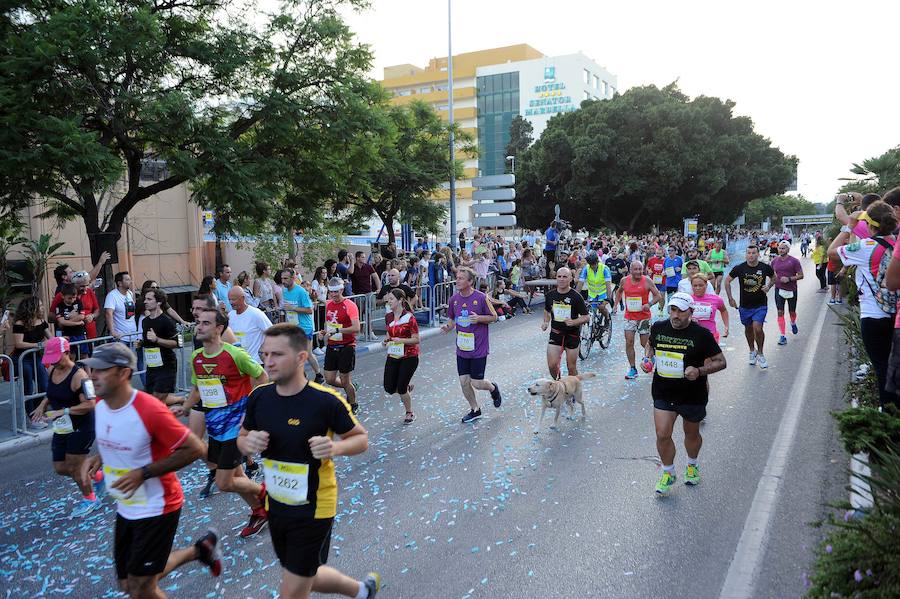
583, 69, 590, 84
420, 86, 432, 94
593, 74, 599, 90
583, 90, 590, 101
603, 81, 609, 95
398, 89, 412, 97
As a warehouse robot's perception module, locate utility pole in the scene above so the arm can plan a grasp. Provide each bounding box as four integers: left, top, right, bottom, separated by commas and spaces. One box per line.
447, 0, 457, 250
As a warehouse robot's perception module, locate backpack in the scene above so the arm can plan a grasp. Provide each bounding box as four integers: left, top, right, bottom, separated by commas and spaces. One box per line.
864, 236, 899, 315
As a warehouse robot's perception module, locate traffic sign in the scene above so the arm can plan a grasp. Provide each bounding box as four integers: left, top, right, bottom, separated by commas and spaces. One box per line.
472, 188, 515, 202
473, 215, 517, 228
473, 201, 516, 214
472, 174, 515, 188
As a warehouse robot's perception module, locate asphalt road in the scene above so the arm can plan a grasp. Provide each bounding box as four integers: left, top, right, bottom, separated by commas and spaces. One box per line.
0, 252, 850, 598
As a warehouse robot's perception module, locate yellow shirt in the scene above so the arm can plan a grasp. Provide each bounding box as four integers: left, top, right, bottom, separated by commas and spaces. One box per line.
811, 246, 826, 264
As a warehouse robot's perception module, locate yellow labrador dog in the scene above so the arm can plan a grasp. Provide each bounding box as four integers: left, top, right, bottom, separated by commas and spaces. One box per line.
527, 373, 595, 433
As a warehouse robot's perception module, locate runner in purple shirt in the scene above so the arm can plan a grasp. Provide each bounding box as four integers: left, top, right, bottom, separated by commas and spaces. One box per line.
771, 240, 804, 346
441, 267, 503, 423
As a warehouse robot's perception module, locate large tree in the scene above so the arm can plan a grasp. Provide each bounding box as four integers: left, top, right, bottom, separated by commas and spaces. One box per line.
0, 0, 374, 258
505, 114, 533, 173
515, 84, 796, 232
743, 194, 818, 229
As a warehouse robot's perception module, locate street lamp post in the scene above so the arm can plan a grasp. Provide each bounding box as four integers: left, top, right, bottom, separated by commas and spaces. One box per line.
447, 0, 457, 250
506, 155, 515, 174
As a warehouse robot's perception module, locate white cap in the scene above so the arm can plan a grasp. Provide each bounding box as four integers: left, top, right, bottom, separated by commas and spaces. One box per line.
666, 292, 693, 312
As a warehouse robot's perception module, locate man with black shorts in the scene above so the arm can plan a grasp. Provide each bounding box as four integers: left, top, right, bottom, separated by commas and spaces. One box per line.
542, 267, 589, 380
322, 278, 361, 413
175, 309, 269, 537
238, 324, 380, 599
80, 343, 222, 597
139, 288, 180, 406
724, 245, 775, 369
646, 293, 726, 495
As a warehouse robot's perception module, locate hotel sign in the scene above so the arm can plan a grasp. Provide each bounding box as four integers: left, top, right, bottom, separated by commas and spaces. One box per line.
525, 80, 575, 117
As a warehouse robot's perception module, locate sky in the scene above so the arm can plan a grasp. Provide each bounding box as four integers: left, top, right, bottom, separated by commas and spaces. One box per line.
343, 0, 900, 203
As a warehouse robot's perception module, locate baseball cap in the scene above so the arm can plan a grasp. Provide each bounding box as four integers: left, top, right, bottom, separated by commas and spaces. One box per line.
71, 271, 90, 285
685, 259, 699, 268
778, 240, 791, 249
666, 292, 694, 312
327, 277, 344, 292
80, 342, 137, 370
42, 337, 70, 366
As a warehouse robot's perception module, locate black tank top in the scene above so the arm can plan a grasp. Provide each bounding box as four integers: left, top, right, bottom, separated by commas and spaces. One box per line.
46, 364, 93, 432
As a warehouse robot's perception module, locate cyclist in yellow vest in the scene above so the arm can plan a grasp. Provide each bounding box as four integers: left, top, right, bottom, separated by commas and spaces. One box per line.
576, 252, 614, 318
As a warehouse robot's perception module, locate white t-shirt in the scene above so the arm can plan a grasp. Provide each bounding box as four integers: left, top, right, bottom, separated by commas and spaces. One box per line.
227, 306, 273, 363
104, 289, 138, 340
838, 238, 892, 320
678, 278, 715, 296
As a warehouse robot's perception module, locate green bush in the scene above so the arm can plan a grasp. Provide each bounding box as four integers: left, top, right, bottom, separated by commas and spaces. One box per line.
835, 406, 900, 458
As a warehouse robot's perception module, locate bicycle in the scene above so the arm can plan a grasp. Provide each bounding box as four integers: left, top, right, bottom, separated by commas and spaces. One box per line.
579, 299, 612, 360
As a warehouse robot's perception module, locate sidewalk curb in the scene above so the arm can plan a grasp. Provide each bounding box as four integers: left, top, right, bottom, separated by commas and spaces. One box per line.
0, 429, 52, 458
848, 397, 874, 515
356, 326, 444, 356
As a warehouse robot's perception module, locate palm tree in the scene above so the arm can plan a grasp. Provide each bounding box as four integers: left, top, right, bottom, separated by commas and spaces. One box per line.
844, 146, 900, 193
21, 234, 74, 298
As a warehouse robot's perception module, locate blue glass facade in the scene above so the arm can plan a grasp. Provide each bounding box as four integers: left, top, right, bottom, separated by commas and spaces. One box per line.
476, 72, 520, 177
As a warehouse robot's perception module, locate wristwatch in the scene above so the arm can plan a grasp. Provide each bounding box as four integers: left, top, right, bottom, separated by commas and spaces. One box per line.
141, 465, 153, 480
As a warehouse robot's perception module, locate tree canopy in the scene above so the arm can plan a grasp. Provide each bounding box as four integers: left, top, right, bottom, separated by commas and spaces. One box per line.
514, 84, 797, 232
742, 194, 819, 229
839, 146, 900, 195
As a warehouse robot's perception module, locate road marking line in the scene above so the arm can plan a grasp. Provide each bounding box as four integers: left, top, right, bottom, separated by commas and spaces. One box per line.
718, 298, 829, 599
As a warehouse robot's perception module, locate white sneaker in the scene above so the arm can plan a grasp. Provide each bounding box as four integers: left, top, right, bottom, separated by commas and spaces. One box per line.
757, 355, 768, 369
749, 351, 757, 365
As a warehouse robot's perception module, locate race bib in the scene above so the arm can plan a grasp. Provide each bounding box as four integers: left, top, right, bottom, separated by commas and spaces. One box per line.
104, 465, 148, 506
387, 341, 404, 358
552, 302, 571, 322
656, 350, 685, 379
52, 414, 74, 435
653, 274, 663, 285
665, 267, 676, 278
234, 330, 247, 346
285, 311, 299, 325
778, 289, 794, 299
692, 303, 712, 320
457, 331, 475, 352
144, 347, 163, 368
198, 377, 228, 409
327, 321, 343, 342
626, 296, 643, 312
263, 459, 309, 506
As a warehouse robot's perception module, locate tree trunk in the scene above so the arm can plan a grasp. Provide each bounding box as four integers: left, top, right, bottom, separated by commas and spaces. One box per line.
383, 215, 396, 244
627, 205, 648, 233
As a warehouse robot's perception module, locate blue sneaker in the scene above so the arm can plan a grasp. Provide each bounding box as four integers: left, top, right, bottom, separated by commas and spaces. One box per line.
778, 335, 787, 346
92, 472, 105, 497
791, 323, 798, 335
625, 367, 638, 380
71, 497, 101, 518
461, 409, 483, 424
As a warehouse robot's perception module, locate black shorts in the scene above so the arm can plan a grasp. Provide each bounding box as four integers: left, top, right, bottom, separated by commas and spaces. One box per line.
456, 355, 487, 380
269, 515, 333, 577
51, 428, 94, 462
774, 292, 798, 312
324, 345, 355, 374
653, 399, 706, 423
384, 356, 419, 395
827, 270, 839, 285
192, 403, 210, 413
114, 509, 180, 580
207, 437, 242, 470
549, 329, 580, 349
712, 271, 724, 278
145, 366, 176, 394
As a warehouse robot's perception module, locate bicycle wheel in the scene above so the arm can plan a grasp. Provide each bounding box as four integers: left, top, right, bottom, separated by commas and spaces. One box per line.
579, 315, 593, 360
598, 312, 613, 349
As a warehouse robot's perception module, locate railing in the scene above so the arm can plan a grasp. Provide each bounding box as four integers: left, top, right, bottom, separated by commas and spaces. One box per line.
0, 354, 16, 434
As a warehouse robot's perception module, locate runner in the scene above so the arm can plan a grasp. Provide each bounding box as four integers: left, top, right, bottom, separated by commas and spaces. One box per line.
322, 277, 361, 413
79, 343, 222, 596
138, 288, 181, 406
29, 337, 103, 517
227, 285, 273, 362
688, 274, 729, 342
238, 324, 380, 599
708, 240, 729, 294
676, 260, 715, 295
605, 249, 628, 311
440, 266, 503, 423
281, 269, 326, 385
544, 267, 590, 380
614, 261, 663, 379
771, 240, 804, 346
382, 289, 420, 424
724, 245, 775, 369
647, 248, 667, 315
175, 308, 270, 537
663, 246, 683, 301
575, 251, 613, 320
645, 292, 727, 494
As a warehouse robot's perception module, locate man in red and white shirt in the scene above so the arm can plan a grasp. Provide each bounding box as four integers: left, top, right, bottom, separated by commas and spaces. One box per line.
81, 343, 223, 596
321, 277, 361, 413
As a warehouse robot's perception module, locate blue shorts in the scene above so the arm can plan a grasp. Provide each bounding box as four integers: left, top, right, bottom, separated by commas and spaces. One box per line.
739, 306, 768, 326
456, 356, 487, 380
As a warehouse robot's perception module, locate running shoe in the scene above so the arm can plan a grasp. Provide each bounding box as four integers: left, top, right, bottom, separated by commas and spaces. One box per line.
791, 322, 799, 335
403, 412, 416, 425
461, 409, 483, 424
490, 383, 502, 408
837, 299, 844, 304
778, 335, 787, 346
757, 355, 769, 369
71, 497, 101, 518
199, 470, 217, 499
684, 464, 701, 486
655, 471, 677, 495
244, 458, 260, 477
314, 373, 325, 385
350, 403, 360, 414
92, 470, 106, 497
748, 351, 757, 365
828, 299, 836, 305
240, 508, 269, 538
363, 571, 382, 597
625, 366, 639, 379
194, 528, 223, 577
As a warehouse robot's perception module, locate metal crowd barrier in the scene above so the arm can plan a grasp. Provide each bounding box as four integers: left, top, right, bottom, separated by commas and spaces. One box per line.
1, 354, 16, 434
430, 281, 457, 324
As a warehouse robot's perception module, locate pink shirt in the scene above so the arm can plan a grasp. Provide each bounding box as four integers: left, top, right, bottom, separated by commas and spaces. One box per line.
691, 293, 725, 338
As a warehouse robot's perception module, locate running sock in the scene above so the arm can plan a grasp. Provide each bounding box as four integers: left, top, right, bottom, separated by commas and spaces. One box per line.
777, 315, 786, 335
687, 458, 698, 466
83, 491, 97, 501
789, 312, 797, 324
662, 465, 675, 474
355, 581, 368, 599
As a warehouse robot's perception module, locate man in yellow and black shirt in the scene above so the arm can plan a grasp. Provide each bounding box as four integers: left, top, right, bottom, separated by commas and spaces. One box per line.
238, 323, 380, 599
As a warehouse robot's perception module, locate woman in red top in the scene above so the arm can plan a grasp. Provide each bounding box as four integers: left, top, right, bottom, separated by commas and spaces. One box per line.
382, 289, 420, 424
